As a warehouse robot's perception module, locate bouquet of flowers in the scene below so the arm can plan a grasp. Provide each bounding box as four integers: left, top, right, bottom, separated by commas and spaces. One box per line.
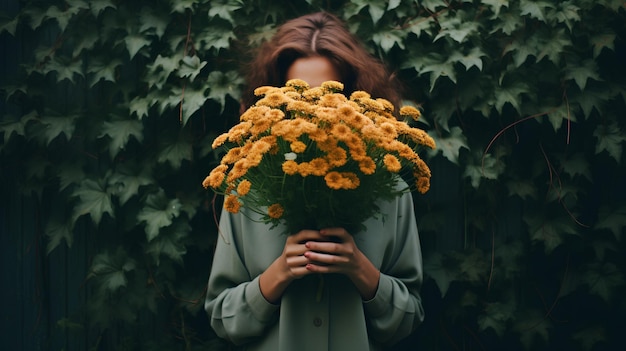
203, 79, 435, 234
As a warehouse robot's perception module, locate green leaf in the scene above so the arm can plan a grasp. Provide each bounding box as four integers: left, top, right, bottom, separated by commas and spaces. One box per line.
593, 121, 625, 161
464, 151, 506, 188
170, 0, 197, 14
482, 0, 509, 17
45, 218, 74, 254
407, 52, 457, 92
198, 25, 236, 52
57, 162, 86, 191
0, 15, 19, 36
45, 57, 84, 83
147, 54, 179, 89
208, 0, 243, 21
572, 325, 607, 351
72, 179, 114, 225
0, 111, 37, 141
546, 101, 576, 131
594, 205, 626, 240
99, 118, 144, 159
424, 252, 458, 296
371, 29, 405, 53
139, 7, 168, 38
583, 262, 624, 302
558, 153, 591, 180
145, 221, 190, 265
434, 15, 479, 44
491, 12, 523, 35
137, 190, 182, 241
519, 0, 554, 22
420, 0, 448, 11
367, 1, 386, 24
449, 47, 486, 71
87, 58, 122, 87
178, 55, 208, 82
526, 212, 580, 254
88, 248, 136, 292
129, 96, 151, 119
551, 2, 581, 32
157, 135, 193, 168
494, 80, 529, 114
478, 302, 515, 337
124, 33, 151, 59
456, 249, 489, 283
590, 33, 616, 58
428, 127, 468, 164
513, 309, 552, 350
206, 70, 244, 111
537, 28, 571, 65
175, 85, 209, 125
506, 179, 537, 199
88, 0, 116, 17
40, 112, 79, 145
108, 165, 154, 205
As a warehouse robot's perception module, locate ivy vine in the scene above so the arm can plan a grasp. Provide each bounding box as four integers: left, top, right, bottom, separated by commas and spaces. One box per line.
1, 0, 625, 350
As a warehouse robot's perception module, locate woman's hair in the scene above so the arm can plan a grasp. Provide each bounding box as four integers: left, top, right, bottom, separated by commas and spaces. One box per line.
241, 12, 401, 109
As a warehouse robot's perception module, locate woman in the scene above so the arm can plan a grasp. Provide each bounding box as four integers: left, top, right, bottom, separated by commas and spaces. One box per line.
205, 12, 424, 350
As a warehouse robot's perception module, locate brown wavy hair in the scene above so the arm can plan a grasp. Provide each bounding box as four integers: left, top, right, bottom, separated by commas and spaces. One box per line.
241, 12, 401, 110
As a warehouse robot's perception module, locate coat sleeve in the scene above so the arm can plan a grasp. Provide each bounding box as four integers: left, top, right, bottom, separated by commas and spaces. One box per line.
204, 210, 280, 345
363, 191, 425, 346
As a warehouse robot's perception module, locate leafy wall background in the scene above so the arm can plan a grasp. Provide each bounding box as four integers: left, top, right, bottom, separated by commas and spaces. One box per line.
1, 0, 625, 350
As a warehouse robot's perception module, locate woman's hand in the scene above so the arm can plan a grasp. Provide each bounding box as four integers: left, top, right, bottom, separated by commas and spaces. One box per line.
303, 227, 380, 300
259, 229, 323, 303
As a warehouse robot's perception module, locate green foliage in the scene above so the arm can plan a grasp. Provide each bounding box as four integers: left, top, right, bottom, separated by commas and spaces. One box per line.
1, 0, 625, 349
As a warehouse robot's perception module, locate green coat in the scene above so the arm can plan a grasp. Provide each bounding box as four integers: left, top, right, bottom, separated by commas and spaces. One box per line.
205, 189, 424, 350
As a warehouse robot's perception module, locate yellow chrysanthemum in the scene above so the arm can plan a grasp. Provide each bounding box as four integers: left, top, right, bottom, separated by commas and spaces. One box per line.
358, 157, 376, 175
331, 123, 352, 141
324, 171, 360, 190
383, 154, 402, 172
265, 109, 285, 122
309, 157, 330, 176
268, 203, 284, 219
256, 92, 288, 107
318, 93, 347, 108
321, 80, 344, 92
227, 121, 252, 143
416, 176, 430, 194
350, 91, 371, 100
282, 160, 299, 175
302, 87, 324, 100
297, 162, 314, 177
400, 106, 422, 121
377, 98, 395, 113
290, 140, 307, 153
203, 164, 228, 188
224, 194, 241, 213
221, 147, 243, 165
237, 179, 252, 196
212, 133, 229, 149
378, 122, 398, 139
286, 79, 310, 90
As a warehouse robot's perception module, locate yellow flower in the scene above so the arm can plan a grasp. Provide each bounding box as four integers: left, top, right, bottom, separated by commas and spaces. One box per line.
282, 160, 299, 175
318, 93, 347, 108
286, 79, 310, 91
265, 109, 285, 122
309, 157, 330, 176
331, 123, 352, 141
240, 106, 271, 121
321, 80, 344, 92
221, 147, 243, 165
416, 176, 430, 194
212, 133, 229, 149
290, 140, 307, 153
302, 87, 324, 100
237, 179, 252, 196
256, 92, 288, 108
203, 164, 228, 188
224, 194, 241, 213
297, 162, 314, 177
400, 106, 422, 121
250, 117, 273, 136
378, 122, 398, 139
350, 91, 371, 100
226, 159, 249, 182
227, 121, 253, 143
324, 171, 360, 190
358, 157, 376, 175
377, 98, 395, 113
287, 100, 316, 115
268, 203, 284, 219
383, 154, 402, 172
